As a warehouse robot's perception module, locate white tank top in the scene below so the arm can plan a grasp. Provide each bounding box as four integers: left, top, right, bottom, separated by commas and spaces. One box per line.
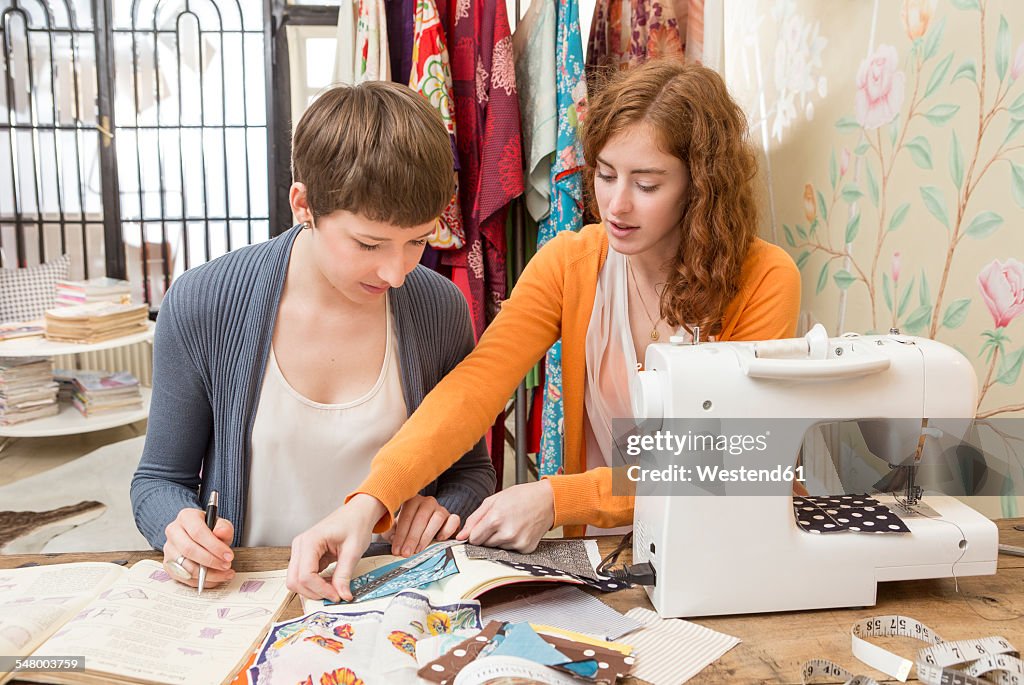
242, 305, 406, 547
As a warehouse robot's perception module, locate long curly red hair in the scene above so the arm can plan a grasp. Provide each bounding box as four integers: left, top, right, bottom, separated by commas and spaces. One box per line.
580, 60, 758, 338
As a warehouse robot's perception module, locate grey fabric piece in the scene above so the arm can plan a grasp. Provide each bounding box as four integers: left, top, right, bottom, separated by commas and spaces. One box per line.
130, 225, 495, 550
464, 540, 602, 581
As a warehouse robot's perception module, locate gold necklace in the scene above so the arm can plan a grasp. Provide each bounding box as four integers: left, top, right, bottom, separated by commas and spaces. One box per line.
626, 257, 663, 341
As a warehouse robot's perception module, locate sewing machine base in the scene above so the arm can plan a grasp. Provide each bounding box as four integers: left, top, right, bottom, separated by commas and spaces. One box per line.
634, 494, 998, 618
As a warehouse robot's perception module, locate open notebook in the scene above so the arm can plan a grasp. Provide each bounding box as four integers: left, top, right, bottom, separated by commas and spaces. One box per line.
0, 559, 291, 685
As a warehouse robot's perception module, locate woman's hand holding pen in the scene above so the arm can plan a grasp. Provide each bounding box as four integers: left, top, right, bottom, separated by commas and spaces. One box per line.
457, 480, 554, 553
162, 508, 235, 588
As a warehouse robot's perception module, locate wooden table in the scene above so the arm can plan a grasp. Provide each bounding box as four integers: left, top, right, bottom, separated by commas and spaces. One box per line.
3, 518, 1023, 684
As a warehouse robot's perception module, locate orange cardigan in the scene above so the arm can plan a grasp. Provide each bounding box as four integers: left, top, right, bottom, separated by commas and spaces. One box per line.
352, 223, 801, 534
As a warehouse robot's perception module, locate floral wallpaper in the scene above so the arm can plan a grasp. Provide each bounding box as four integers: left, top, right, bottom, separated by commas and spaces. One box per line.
724, 0, 1024, 514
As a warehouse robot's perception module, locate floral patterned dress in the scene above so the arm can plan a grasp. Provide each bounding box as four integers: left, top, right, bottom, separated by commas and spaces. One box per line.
409, 0, 465, 249
355, 0, 391, 82
441, 0, 524, 338
587, 0, 685, 74
537, 0, 588, 477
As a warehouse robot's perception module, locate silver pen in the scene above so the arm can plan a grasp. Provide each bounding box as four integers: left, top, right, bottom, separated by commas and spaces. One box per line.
197, 491, 220, 595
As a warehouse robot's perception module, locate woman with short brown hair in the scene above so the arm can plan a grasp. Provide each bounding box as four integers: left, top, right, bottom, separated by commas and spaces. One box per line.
131, 81, 495, 592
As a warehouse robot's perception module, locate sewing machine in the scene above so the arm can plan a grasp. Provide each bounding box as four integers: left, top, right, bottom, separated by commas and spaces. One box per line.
630, 325, 999, 618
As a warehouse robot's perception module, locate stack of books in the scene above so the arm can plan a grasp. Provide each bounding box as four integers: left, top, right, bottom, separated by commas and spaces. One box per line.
44, 302, 148, 343
0, 320, 45, 341
55, 369, 143, 417
54, 277, 132, 307
0, 357, 59, 425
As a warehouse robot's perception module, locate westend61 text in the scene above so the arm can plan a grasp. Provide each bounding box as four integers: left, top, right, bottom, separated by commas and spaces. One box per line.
626, 464, 806, 483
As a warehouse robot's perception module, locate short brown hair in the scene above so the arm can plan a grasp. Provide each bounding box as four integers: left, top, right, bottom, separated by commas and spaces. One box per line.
291, 81, 455, 226
581, 60, 759, 337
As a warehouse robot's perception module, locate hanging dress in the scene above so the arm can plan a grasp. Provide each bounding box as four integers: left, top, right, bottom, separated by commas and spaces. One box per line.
442, 0, 524, 338
409, 0, 465, 250
537, 0, 588, 477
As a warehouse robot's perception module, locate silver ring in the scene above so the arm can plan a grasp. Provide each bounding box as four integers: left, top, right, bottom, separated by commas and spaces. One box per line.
165, 555, 191, 581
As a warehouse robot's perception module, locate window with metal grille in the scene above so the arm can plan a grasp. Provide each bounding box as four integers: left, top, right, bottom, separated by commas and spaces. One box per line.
2, 0, 276, 310
1, 0, 107, 279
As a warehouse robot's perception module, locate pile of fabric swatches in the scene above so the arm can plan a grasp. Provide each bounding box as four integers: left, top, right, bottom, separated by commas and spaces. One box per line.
414, 586, 743, 685
249, 584, 742, 684
482, 585, 643, 641
248, 590, 483, 684
416, 620, 636, 685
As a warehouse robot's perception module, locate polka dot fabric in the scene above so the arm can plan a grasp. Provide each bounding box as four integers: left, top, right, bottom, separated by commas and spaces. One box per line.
793, 495, 911, 535
416, 621, 504, 684
492, 560, 631, 592
416, 620, 635, 684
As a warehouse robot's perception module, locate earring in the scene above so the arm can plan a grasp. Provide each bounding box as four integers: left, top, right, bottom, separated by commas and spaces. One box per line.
301, 221, 311, 230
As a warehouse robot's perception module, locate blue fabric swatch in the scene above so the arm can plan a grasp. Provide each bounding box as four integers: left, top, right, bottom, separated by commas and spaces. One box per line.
490, 622, 570, 666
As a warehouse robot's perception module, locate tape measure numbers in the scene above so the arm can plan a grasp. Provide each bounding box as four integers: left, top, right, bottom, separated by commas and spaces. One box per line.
801, 615, 1024, 685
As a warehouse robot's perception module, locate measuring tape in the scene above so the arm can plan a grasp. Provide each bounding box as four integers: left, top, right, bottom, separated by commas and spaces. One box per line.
348, 540, 464, 602
801, 616, 1023, 685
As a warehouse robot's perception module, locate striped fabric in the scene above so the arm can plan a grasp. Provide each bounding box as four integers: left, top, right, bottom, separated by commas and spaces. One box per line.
623, 607, 740, 684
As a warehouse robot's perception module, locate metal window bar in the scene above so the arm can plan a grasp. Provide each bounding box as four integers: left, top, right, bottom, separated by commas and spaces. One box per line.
112, 0, 270, 308
2, 0, 276, 305
1, 0, 111, 277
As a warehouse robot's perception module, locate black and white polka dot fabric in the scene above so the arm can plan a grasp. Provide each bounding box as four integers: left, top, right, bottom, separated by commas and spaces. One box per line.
493, 560, 630, 592
793, 495, 911, 534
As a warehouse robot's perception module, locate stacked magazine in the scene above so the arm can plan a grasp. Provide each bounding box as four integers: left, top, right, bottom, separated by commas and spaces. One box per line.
55, 369, 143, 417
54, 277, 133, 307
45, 302, 148, 343
0, 356, 59, 425
0, 321, 45, 341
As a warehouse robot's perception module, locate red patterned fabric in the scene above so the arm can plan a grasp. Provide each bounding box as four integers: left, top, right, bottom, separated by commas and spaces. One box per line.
441, 0, 524, 338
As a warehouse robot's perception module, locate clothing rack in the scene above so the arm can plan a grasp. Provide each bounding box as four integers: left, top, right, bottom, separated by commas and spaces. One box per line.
511, 0, 531, 487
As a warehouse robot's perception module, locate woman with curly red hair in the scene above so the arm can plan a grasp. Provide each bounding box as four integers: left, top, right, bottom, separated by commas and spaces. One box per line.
287, 59, 802, 601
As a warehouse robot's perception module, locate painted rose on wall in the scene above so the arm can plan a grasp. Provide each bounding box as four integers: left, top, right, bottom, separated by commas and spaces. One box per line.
979, 258, 1024, 329
855, 44, 906, 129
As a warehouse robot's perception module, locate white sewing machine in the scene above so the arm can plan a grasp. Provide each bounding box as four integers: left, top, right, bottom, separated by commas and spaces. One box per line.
630, 325, 999, 618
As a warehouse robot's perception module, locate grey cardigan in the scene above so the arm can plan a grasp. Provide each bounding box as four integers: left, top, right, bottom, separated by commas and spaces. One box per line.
130, 226, 495, 549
